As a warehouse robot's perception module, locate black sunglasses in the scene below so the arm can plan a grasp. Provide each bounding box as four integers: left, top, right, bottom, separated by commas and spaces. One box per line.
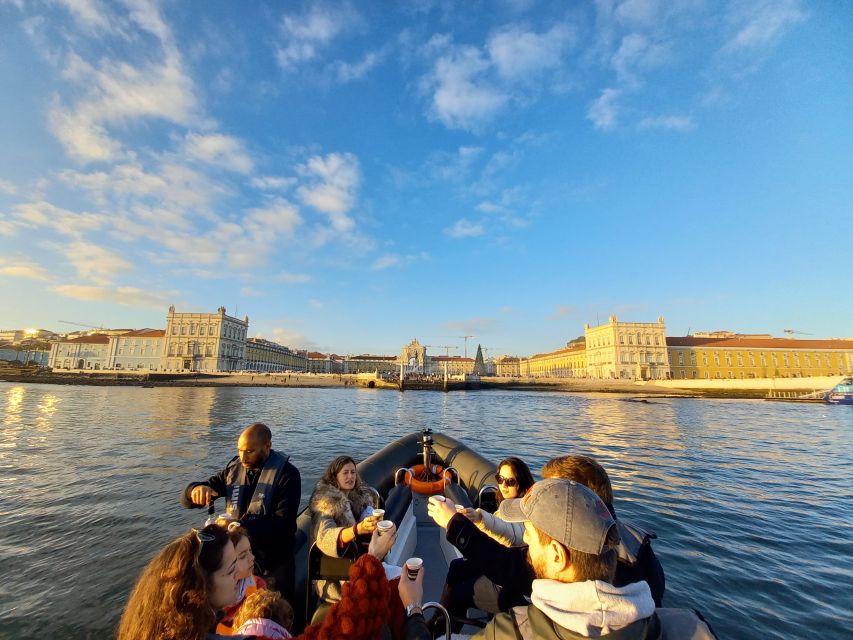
495, 474, 518, 487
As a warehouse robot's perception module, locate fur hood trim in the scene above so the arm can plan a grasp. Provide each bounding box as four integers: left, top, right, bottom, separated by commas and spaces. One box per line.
309, 478, 379, 527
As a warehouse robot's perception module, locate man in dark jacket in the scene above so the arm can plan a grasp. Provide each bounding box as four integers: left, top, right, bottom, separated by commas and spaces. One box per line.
181, 422, 301, 599
416, 479, 716, 640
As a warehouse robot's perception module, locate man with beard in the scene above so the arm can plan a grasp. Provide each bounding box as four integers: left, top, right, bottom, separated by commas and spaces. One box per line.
181, 422, 301, 600
416, 479, 716, 639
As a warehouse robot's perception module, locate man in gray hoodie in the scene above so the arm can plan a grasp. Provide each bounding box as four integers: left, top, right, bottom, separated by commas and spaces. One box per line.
403, 478, 715, 639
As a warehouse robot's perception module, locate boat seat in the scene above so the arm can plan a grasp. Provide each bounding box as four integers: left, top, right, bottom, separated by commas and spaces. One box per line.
384, 484, 413, 527
303, 541, 357, 625
444, 483, 473, 508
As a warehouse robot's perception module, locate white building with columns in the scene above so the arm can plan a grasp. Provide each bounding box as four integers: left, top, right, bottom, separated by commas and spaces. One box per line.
160, 306, 248, 372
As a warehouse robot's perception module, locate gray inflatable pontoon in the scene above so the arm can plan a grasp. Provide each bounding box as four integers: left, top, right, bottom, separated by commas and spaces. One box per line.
292, 429, 498, 633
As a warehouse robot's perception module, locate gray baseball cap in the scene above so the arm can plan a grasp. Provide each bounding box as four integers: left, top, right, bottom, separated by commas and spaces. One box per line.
499, 478, 618, 555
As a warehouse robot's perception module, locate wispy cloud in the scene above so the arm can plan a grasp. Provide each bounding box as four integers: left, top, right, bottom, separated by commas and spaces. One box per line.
549, 304, 577, 319
276, 4, 362, 71
297, 152, 360, 232
486, 23, 573, 80
63, 240, 133, 285
0, 256, 50, 280
0, 179, 17, 195
441, 317, 496, 334
638, 114, 695, 132
722, 0, 806, 53
370, 252, 428, 271
309, 298, 323, 309
52, 284, 177, 308
183, 133, 254, 174
587, 88, 621, 130
332, 49, 386, 82
444, 218, 484, 238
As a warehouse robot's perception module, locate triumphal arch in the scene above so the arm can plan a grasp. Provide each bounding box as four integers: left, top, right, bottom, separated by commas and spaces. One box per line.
400, 339, 427, 373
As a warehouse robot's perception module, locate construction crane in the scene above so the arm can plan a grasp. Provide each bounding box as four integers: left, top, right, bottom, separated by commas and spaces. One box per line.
424, 345, 458, 357
783, 329, 812, 336
58, 320, 104, 330
460, 335, 473, 359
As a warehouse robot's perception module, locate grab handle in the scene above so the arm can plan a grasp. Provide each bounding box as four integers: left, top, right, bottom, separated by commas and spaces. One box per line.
422, 602, 451, 640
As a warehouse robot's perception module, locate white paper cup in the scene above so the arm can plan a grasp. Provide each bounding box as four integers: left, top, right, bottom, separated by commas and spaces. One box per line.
372, 509, 385, 519
455, 504, 466, 513
376, 520, 394, 536
429, 495, 446, 503
405, 557, 423, 580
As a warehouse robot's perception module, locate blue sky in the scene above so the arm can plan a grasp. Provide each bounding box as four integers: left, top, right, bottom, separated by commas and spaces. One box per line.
0, 0, 851, 356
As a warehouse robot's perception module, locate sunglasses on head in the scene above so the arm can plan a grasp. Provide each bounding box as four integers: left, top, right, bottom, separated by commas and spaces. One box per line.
192, 527, 216, 564
495, 474, 518, 487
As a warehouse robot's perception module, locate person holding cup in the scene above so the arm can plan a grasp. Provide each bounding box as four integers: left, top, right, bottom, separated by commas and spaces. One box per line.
309, 455, 382, 603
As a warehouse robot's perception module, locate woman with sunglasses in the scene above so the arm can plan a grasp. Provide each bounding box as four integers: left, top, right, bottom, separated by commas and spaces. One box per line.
462, 456, 535, 547
117, 524, 240, 640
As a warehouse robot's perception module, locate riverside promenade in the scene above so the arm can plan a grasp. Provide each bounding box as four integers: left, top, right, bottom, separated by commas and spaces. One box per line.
1, 365, 845, 399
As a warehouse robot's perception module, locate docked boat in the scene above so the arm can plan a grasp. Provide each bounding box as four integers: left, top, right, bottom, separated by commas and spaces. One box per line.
825, 377, 853, 404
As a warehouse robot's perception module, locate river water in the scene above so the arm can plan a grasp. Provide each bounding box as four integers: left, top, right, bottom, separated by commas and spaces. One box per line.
0, 382, 851, 639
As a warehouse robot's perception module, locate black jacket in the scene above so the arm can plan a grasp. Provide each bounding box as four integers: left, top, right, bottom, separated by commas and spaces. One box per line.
181, 452, 301, 575
446, 512, 666, 607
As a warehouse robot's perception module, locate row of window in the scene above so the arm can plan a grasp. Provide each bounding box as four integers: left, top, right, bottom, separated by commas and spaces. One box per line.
169, 323, 247, 340
672, 350, 846, 369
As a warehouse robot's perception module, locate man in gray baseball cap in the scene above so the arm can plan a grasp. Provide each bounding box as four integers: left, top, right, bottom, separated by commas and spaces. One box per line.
403, 478, 714, 639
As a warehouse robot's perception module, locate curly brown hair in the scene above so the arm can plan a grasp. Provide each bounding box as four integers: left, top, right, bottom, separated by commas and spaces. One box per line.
232, 589, 294, 632
116, 524, 231, 640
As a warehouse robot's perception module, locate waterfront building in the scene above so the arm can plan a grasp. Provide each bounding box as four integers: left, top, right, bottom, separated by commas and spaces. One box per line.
429, 355, 474, 375
245, 338, 308, 372
161, 306, 248, 372
494, 355, 521, 377
667, 336, 853, 379
108, 329, 165, 371
585, 316, 670, 380
307, 352, 343, 373
344, 354, 398, 374
49, 334, 113, 370
519, 343, 586, 378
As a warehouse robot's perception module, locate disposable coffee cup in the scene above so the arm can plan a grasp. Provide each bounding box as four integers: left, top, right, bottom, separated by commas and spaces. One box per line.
372, 509, 385, 519
376, 520, 394, 536
455, 504, 466, 513
429, 495, 446, 503
405, 557, 423, 580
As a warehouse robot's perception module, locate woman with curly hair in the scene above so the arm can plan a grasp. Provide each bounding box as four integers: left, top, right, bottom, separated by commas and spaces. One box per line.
117, 523, 239, 640
117, 524, 403, 640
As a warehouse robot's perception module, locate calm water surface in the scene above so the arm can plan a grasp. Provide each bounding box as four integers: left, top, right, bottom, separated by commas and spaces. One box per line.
0, 382, 851, 639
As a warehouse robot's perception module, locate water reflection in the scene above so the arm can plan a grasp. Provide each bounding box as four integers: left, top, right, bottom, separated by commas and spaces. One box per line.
0, 383, 850, 640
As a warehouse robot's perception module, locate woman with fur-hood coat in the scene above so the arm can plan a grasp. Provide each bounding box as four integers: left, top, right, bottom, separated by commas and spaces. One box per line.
309, 455, 380, 603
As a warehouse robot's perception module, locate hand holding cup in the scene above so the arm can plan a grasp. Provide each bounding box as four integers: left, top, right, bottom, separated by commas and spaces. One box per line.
427, 494, 457, 529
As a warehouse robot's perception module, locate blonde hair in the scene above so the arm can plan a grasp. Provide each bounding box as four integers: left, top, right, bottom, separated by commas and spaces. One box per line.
232, 589, 294, 632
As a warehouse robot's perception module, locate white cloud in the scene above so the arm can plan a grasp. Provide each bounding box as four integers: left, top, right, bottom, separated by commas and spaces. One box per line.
444, 218, 484, 238
55, 0, 115, 34
240, 286, 264, 297
297, 152, 360, 232
47, 3, 200, 163
309, 298, 323, 309
183, 133, 254, 174
251, 176, 297, 191
638, 114, 695, 131
332, 50, 384, 82
276, 5, 360, 70
53, 284, 176, 308
0, 257, 50, 281
611, 33, 670, 85
10, 200, 106, 238
371, 255, 400, 271
723, 0, 806, 53
64, 240, 133, 284
426, 44, 508, 130
0, 179, 17, 195
429, 145, 483, 181
587, 88, 622, 130
487, 24, 572, 80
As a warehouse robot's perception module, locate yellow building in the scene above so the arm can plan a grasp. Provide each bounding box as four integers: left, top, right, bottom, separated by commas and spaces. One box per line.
344, 354, 398, 374
429, 356, 474, 375
494, 355, 521, 377
667, 336, 853, 379
520, 343, 587, 378
245, 338, 308, 372
585, 316, 669, 380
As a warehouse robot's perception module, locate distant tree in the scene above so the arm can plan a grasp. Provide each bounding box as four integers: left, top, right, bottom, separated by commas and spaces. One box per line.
473, 344, 486, 375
